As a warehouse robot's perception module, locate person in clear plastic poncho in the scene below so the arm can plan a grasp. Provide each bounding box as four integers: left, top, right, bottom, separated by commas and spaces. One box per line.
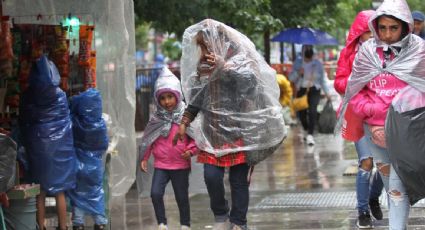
336, 0, 425, 228
174, 19, 285, 229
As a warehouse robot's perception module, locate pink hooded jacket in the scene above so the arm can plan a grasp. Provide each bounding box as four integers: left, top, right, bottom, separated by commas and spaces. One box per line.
334, 10, 375, 95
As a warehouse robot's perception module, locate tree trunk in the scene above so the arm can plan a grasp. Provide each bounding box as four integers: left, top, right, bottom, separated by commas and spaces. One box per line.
263, 29, 270, 64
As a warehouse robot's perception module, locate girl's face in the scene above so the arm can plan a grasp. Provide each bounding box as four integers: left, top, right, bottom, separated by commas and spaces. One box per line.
158, 92, 177, 111
359, 31, 372, 43
377, 16, 403, 44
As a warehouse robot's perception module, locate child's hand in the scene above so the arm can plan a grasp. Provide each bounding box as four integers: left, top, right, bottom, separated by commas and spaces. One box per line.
140, 160, 148, 172
181, 151, 192, 160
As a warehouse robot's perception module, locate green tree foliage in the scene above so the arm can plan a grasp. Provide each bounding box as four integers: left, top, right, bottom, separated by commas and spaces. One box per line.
135, 22, 150, 51
134, 0, 281, 37
162, 38, 182, 61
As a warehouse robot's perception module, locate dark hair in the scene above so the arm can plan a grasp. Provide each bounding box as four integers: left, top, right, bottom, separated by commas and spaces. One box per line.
377, 15, 409, 39
304, 48, 314, 59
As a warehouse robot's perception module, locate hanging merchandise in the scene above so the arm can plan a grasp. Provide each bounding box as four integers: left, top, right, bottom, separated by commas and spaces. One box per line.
78, 25, 94, 66
0, 19, 14, 80
2, 0, 137, 198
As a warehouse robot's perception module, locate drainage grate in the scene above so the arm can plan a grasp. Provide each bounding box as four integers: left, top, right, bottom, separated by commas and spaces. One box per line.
254, 191, 425, 209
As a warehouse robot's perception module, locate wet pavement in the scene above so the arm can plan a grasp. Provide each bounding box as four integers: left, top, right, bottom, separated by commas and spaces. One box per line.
47, 125, 425, 229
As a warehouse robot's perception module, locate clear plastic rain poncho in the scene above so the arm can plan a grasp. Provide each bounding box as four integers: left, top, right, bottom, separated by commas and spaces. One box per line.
181, 19, 286, 161
335, 0, 425, 134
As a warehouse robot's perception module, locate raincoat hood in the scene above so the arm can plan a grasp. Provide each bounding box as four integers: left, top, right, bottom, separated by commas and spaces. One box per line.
346, 10, 375, 49
154, 67, 183, 108
369, 0, 413, 48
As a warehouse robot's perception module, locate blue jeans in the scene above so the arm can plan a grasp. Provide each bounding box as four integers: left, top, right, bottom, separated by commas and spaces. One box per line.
355, 136, 384, 213
203, 163, 250, 226
72, 206, 108, 225
364, 128, 410, 229
151, 168, 190, 226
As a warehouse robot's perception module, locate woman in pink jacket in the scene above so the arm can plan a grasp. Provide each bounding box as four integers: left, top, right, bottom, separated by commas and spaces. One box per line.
334, 10, 384, 228
138, 67, 198, 230
339, 0, 425, 228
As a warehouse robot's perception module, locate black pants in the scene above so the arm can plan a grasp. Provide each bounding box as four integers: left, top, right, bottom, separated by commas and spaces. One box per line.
151, 168, 190, 226
296, 87, 321, 135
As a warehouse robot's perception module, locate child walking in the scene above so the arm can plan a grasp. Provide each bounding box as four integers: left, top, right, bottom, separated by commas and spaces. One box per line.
138, 67, 197, 230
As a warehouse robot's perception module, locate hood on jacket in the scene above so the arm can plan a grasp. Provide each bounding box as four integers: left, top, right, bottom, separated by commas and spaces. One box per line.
369, 0, 413, 46
346, 10, 375, 48
154, 67, 183, 109
343, 10, 375, 60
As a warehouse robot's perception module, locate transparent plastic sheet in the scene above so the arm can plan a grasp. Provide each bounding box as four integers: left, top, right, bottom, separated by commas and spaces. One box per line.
0, 134, 17, 193
392, 85, 425, 113
181, 19, 286, 158
2, 0, 136, 196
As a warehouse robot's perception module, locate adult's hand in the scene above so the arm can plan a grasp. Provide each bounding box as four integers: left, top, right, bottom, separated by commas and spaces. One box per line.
173, 123, 187, 146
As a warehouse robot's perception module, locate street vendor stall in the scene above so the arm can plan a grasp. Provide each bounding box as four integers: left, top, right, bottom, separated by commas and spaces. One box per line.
0, 0, 136, 228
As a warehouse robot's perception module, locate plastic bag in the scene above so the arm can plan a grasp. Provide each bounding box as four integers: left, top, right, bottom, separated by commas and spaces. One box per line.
67, 88, 108, 215
0, 134, 17, 193
386, 105, 425, 205
20, 55, 77, 195
318, 100, 336, 134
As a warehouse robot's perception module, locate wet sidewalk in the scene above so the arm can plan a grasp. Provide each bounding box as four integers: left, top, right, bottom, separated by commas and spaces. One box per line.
48, 126, 425, 229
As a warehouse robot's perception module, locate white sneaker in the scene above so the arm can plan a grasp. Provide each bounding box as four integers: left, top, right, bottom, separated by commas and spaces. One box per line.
181, 225, 191, 230
213, 219, 231, 230
306, 134, 315, 145
158, 223, 168, 230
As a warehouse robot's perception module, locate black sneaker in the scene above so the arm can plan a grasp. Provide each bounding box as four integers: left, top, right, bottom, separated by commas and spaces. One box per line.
357, 212, 373, 229
369, 198, 383, 220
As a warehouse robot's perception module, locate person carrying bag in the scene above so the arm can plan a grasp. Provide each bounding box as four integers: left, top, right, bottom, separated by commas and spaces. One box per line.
289, 46, 330, 145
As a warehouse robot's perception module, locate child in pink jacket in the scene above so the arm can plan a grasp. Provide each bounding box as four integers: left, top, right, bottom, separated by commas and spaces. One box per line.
139, 67, 197, 230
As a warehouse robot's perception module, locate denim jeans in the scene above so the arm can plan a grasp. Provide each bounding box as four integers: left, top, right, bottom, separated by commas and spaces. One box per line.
203, 163, 250, 226
364, 128, 410, 229
72, 206, 108, 225
355, 136, 384, 213
151, 168, 190, 226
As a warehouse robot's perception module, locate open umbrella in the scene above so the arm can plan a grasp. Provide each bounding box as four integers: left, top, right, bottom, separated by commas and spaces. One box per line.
271, 27, 338, 45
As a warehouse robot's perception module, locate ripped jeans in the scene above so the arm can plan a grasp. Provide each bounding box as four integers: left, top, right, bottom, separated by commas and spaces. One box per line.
365, 127, 410, 230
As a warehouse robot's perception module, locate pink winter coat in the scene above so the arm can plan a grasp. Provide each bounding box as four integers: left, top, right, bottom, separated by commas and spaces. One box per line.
334, 10, 374, 95
349, 48, 407, 126
142, 124, 198, 170
334, 10, 374, 141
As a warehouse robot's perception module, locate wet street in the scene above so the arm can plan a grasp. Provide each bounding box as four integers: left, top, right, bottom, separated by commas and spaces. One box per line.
107, 126, 425, 230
